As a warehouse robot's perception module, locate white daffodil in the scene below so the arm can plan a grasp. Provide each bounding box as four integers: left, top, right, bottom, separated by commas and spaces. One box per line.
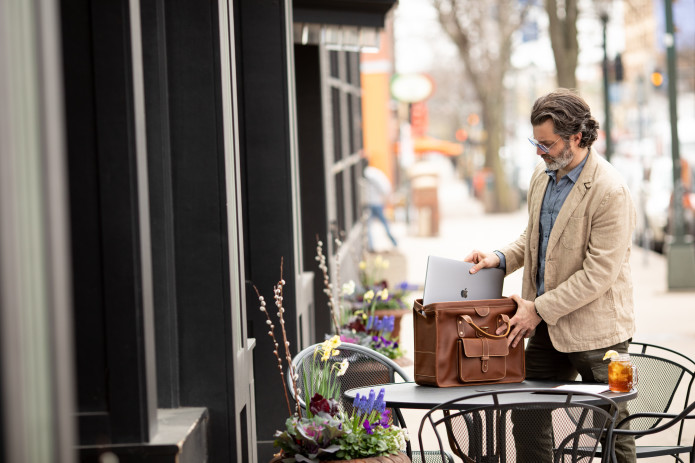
341, 280, 356, 296
335, 359, 349, 376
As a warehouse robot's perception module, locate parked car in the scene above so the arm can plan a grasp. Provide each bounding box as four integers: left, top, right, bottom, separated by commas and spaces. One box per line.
643, 156, 695, 253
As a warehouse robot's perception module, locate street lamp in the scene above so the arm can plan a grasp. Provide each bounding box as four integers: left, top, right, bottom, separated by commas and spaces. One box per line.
601, 13, 613, 163
663, 0, 695, 289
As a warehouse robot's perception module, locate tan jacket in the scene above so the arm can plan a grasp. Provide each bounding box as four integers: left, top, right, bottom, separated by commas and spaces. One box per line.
500, 150, 636, 352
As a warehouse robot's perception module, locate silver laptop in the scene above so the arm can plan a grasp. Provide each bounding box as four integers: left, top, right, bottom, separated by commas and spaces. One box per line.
422, 255, 505, 305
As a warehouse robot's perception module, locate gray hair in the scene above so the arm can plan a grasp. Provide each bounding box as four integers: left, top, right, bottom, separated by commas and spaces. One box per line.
530, 88, 599, 150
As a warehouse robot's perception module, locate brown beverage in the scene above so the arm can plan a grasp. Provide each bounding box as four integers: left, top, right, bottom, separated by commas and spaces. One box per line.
608, 354, 636, 392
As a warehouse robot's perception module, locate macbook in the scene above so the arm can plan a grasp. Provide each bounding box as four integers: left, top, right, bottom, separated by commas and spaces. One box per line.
422, 255, 505, 305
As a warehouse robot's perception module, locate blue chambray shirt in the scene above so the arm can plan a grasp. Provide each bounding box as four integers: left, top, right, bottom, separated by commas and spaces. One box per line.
495, 154, 588, 296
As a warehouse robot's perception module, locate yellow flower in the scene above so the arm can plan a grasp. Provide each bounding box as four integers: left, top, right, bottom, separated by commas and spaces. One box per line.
326, 335, 341, 350
364, 290, 375, 304
321, 349, 331, 361
318, 335, 341, 361
378, 289, 389, 301
359, 261, 367, 270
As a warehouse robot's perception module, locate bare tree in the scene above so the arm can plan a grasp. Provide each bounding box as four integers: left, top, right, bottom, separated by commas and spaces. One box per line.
546, 0, 580, 89
432, 0, 530, 212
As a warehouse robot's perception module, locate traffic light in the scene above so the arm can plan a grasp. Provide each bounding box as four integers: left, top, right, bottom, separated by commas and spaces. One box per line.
651, 69, 664, 88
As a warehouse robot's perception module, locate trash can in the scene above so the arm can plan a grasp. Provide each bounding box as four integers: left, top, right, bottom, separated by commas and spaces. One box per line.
410, 171, 439, 237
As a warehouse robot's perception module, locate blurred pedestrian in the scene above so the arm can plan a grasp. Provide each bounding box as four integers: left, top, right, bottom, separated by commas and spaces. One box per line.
464, 89, 637, 462
364, 164, 398, 251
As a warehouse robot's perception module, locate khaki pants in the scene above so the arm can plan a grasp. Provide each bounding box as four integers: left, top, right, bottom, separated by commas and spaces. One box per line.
511, 322, 635, 463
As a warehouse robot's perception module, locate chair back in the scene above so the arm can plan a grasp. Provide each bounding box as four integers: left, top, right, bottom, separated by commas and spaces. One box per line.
628, 342, 695, 443
610, 398, 695, 463
419, 389, 618, 463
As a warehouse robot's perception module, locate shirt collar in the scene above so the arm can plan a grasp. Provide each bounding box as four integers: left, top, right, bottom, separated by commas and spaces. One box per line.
545, 152, 589, 183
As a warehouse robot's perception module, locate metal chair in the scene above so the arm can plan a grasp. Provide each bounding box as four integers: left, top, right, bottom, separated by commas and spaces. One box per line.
289, 342, 453, 463
557, 342, 695, 462
613, 342, 695, 461
419, 389, 618, 463
610, 399, 695, 463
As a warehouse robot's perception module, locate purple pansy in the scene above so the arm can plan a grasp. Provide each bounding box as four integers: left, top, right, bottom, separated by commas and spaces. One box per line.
363, 419, 374, 435
380, 409, 391, 428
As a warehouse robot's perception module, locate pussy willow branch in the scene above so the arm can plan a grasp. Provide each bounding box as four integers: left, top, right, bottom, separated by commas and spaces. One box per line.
252, 283, 293, 418
315, 235, 341, 334
333, 234, 343, 328
273, 258, 302, 417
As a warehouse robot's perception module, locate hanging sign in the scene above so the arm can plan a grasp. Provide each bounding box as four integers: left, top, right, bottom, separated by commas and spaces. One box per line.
390, 73, 434, 103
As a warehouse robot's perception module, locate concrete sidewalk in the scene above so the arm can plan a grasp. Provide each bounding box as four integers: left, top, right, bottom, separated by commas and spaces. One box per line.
370, 171, 695, 461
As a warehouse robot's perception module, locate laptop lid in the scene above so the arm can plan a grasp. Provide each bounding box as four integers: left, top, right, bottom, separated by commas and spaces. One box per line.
422, 255, 505, 305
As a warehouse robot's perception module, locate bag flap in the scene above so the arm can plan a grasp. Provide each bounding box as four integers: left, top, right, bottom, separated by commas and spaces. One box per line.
462, 338, 509, 358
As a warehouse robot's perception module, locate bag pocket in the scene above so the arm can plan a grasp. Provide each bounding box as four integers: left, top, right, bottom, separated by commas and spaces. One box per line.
457, 337, 509, 383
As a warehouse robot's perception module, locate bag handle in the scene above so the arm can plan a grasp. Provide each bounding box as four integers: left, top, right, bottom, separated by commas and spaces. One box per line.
413, 299, 427, 318
460, 314, 511, 339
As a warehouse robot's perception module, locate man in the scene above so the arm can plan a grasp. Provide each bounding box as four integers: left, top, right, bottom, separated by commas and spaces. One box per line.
465, 89, 636, 462
364, 164, 398, 251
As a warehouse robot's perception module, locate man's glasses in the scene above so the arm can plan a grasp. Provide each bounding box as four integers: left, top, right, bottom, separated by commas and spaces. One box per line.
528, 137, 561, 154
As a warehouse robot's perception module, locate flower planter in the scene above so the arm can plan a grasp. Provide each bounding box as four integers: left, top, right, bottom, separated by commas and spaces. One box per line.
335, 455, 411, 463
269, 453, 411, 463
372, 308, 408, 339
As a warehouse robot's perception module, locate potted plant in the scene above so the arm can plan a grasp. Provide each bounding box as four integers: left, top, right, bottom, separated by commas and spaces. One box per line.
354, 253, 415, 339
255, 262, 410, 463
315, 238, 409, 362
338, 292, 405, 362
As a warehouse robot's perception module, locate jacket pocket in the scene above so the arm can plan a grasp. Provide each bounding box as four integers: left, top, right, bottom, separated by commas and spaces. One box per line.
567, 291, 617, 342
561, 216, 589, 250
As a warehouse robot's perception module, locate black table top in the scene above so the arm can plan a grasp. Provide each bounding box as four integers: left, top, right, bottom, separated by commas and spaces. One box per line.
344, 379, 637, 410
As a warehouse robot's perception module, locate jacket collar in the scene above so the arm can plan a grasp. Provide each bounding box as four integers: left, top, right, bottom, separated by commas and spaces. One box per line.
545, 149, 599, 254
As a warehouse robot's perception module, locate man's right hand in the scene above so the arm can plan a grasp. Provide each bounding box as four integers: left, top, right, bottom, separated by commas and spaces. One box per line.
463, 249, 500, 274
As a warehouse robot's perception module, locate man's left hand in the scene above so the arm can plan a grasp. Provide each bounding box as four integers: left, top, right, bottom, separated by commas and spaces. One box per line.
496, 294, 542, 348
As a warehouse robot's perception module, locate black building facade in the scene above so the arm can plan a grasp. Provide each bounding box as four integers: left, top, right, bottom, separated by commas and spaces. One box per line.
0, 0, 396, 462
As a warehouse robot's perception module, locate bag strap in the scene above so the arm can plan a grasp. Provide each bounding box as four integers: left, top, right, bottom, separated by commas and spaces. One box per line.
461, 314, 511, 339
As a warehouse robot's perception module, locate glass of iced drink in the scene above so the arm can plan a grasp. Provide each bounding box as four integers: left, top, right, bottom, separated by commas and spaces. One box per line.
608, 353, 638, 392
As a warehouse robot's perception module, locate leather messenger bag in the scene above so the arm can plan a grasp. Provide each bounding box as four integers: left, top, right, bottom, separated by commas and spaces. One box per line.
413, 298, 525, 387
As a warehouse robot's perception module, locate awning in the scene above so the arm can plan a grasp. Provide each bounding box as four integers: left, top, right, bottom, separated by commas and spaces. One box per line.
401, 136, 463, 157
293, 0, 398, 28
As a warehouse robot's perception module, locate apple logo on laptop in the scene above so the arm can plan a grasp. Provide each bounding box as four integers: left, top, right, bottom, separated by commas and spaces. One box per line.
461, 288, 468, 299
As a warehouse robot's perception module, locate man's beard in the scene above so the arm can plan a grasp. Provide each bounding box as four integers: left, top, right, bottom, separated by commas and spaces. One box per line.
542, 143, 573, 171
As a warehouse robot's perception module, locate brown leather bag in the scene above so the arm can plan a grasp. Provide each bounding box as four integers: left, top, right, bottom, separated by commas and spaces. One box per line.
413, 298, 525, 387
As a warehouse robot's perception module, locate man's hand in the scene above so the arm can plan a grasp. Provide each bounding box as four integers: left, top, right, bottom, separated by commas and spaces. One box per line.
496, 294, 542, 348
463, 249, 500, 274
